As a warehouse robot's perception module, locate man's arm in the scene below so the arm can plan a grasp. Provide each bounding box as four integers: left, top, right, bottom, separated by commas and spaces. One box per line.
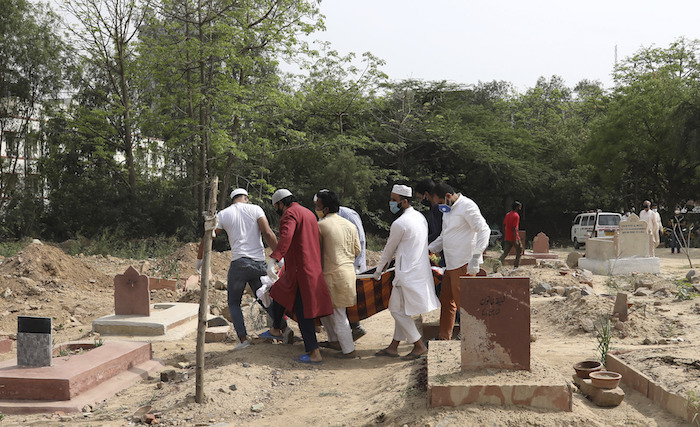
257, 216, 277, 252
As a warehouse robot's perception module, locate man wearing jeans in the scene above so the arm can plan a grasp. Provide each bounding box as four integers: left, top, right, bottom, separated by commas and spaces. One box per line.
499, 201, 523, 268
197, 188, 284, 350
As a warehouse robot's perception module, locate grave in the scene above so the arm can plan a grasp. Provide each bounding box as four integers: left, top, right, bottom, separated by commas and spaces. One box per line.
579, 214, 660, 275
92, 266, 200, 339
0, 340, 163, 414
525, 232, 559, 260
427, 276, 572, 411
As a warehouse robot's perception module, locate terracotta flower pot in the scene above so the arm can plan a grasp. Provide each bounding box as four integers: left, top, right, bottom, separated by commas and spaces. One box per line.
589, 370, 622, 389
573, 360, 603, 379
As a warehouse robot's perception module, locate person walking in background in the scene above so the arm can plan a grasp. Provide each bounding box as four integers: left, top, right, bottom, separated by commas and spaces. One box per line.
639, 200, 661, 254
373, 184, 439, 360
314, 189, 361, 358
670, 209, 685, 254
499, 201, 523, 268
268, 189, 333, 365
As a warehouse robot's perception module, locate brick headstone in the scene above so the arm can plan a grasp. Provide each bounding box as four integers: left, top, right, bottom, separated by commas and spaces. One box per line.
532, 232, 550, 253
617, 214, 650, 258
612, 292, 629, 321
459, 276, 530, 370
114, 266, 150, 316
17, 316, 52, 367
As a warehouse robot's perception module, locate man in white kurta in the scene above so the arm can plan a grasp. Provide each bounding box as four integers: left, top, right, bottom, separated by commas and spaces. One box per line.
639, 200, 661, 255
315, 190, 361, 358
428, 182, 490, 340
373, 184, 440, 360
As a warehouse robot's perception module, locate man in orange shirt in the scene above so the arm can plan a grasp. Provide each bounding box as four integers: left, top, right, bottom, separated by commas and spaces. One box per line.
499, 201, 522, 268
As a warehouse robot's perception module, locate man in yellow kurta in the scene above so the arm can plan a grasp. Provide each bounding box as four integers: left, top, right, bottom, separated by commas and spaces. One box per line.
315, 190, 361, 358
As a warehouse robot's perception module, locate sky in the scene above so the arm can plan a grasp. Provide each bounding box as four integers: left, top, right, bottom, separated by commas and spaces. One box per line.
310, 0, 700, 91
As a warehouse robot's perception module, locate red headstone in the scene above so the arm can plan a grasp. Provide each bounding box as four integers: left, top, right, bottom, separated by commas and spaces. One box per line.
532, 232, 550, 253
459, 276, 530, 370
114, 266, 150, 316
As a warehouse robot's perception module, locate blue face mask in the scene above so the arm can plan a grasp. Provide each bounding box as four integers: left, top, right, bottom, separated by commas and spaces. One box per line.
438, 204, 451, 213
389, 201, 401, 214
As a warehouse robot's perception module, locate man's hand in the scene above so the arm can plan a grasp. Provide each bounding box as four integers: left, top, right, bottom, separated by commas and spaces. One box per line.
466, 255, 481, 276
267, 258, 279, 278
195, 259, 203, 274
372, 270, 382, 281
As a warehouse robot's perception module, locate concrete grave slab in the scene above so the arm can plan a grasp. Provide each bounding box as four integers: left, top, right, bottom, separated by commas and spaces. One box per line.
0, 341, 163, 414
114, 266, 150, 316
459, 276, 530, 371
501, 257, 537, 266
427, 341, 571, 411
607, 351, 699, 423
92, 302, 200, 336
578, 257, 660, 275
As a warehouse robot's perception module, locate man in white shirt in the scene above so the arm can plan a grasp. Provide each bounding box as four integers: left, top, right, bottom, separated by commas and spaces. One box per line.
197, 188, 283, 350
639, 200, 661, 255
373, 184, 440, 360
428, 182, 490, 341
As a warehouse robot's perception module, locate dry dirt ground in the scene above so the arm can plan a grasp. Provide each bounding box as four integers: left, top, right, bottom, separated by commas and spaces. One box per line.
1, 243, 700, 426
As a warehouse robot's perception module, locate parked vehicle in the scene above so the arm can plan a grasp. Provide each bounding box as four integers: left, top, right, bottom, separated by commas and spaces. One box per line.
571, 212, 622, 249
489, 228, 503, 246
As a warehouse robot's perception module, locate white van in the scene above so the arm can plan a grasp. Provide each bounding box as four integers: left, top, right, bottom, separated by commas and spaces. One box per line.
571, 212, 622, 249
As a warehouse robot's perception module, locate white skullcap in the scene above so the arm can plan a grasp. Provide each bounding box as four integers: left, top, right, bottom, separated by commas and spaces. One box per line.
391, 184, 412, 197
312, 189, 330, 202
272, 188, 293, 204
230, 188, 248, 200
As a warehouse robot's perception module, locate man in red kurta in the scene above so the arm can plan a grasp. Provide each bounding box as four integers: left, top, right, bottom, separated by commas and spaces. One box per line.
268, 189, 333, 365
499, 201, 523, 267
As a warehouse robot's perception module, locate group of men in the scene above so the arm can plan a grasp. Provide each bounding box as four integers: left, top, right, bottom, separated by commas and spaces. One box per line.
198, 181, 492, 364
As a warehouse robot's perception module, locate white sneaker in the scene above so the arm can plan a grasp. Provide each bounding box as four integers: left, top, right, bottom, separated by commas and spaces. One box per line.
234, 339, 251, 350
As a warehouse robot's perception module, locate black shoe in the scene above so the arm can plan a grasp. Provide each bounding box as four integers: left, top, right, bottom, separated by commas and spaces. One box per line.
351, 325, 367, 341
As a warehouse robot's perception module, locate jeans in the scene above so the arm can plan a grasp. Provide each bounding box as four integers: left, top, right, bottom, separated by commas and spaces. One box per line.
499, 240, 523, 267
227, 257, 286, 340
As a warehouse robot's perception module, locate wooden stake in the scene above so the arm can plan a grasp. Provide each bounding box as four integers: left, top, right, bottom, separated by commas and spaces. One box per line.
195, 177, 218, 403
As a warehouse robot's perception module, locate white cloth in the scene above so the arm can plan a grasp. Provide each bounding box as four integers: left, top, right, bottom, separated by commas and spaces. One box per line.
256, 275, 274, 307
216, 203, 266, 262
428, 194, 490, 270
376, 207, 440, 316
390, 287, 422, 343
320, 308, 354, 354
338, 206, 367, 272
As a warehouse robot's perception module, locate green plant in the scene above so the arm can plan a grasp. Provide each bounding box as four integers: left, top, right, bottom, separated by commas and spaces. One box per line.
58, 345, 69, 357
676, 280, 698, 301
94, 337, 104, 347
593, 315, 612, 367
687, 389, 700, 426
604, 277, 621, 292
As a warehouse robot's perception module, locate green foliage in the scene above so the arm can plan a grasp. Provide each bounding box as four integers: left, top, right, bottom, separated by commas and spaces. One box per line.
593, 315, 612, 367
675, 279, 698, 301
64, 231, 180, 260
0, 240, 27, 257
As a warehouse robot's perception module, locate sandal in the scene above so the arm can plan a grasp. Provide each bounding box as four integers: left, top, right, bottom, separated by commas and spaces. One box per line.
374, 349, 399, 358
259, 330, 282, 340
294, 354, 323, 365
400, 353, 426, 361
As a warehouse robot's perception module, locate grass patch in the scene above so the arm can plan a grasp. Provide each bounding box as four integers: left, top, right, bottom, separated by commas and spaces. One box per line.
0, 239, 30, 257
64, 230, 181, 260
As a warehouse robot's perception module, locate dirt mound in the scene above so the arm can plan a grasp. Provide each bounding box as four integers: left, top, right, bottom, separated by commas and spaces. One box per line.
0, 243, 111, 295
537, 292, 672, 343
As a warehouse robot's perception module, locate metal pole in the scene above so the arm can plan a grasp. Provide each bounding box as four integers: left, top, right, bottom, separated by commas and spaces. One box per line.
195, 177, 218, 403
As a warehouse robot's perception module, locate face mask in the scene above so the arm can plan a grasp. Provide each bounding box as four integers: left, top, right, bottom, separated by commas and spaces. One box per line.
438, 204, 451, 213
389, 201, 401, 214
653, 208, 658, 212
675, 210, 681, 215
315, 209, 326, 219
421, 197, 432, 207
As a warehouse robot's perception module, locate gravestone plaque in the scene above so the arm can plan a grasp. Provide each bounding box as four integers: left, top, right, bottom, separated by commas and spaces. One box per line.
114, 266, 150, 316
459, 277, 530, 370
612, 292, 629, 321
532, 232, 550, 253
17, 316, 52, 367
617, 214, 650, 258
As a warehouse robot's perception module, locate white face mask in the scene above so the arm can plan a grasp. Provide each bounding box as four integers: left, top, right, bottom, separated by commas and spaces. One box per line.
675, 210, 681, 215
653, 208, 658, 212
